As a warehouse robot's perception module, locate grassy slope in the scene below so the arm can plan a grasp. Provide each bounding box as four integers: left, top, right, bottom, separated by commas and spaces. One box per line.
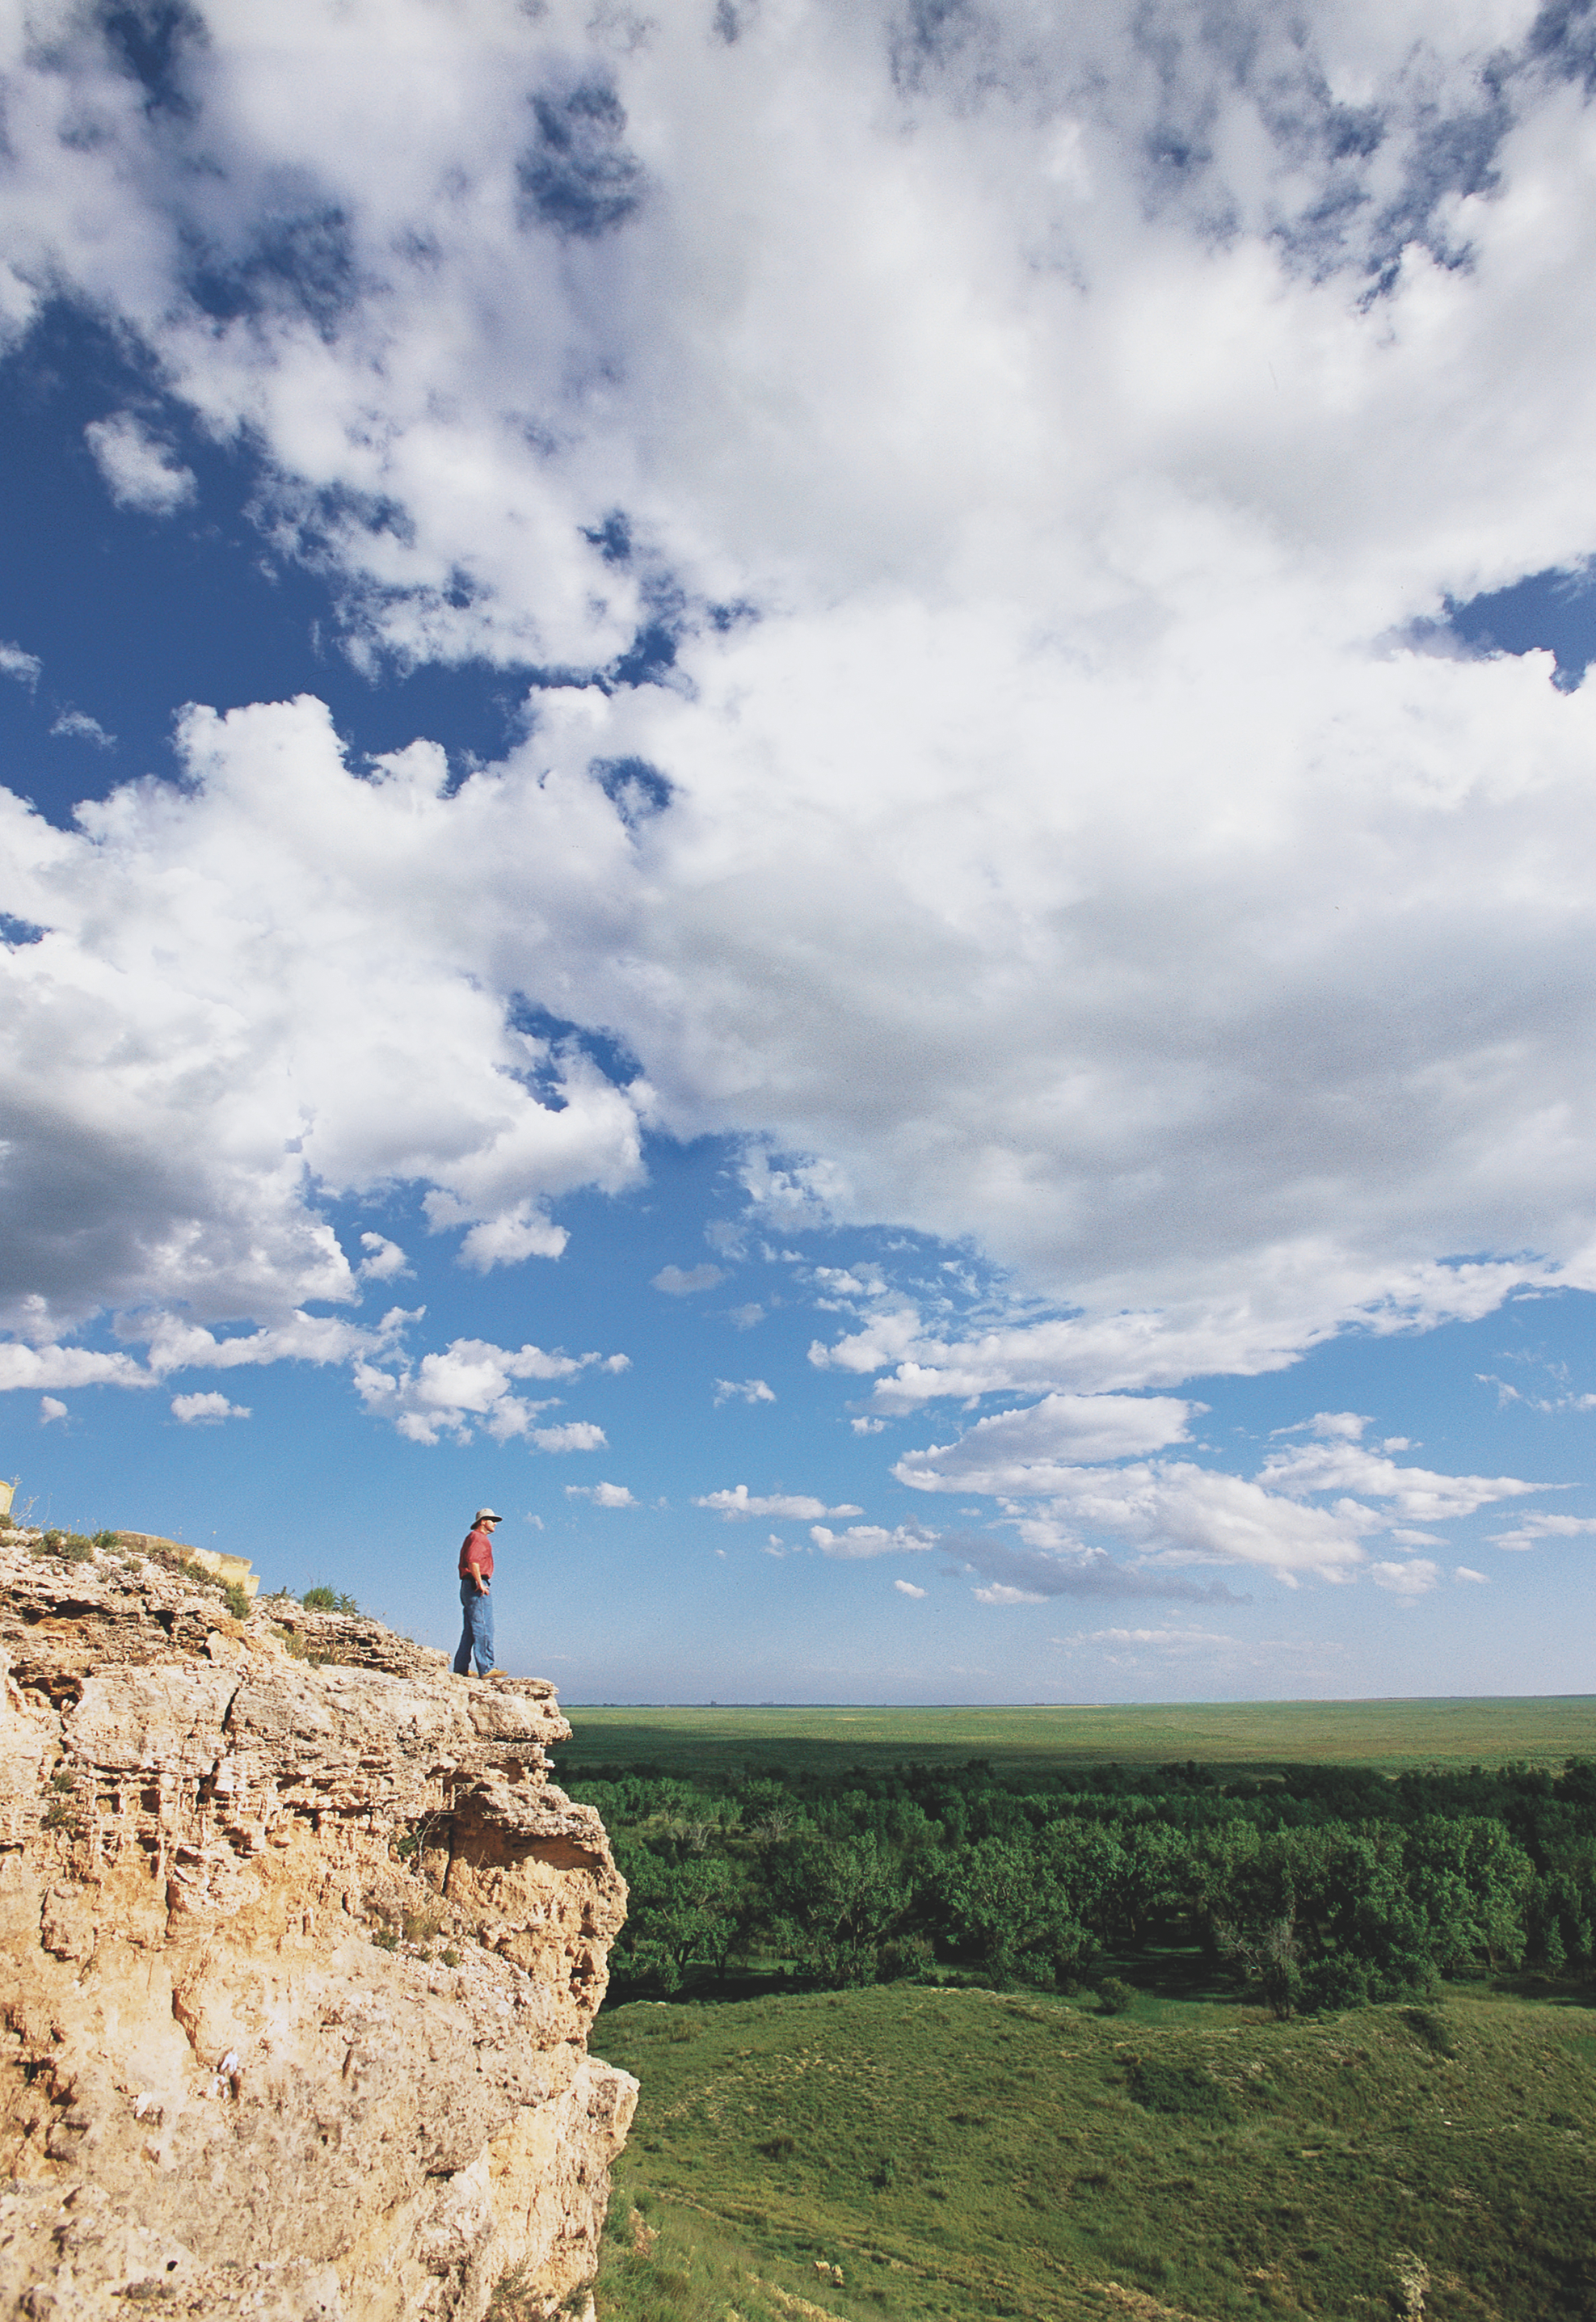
588, 1983, 1595, 2322
558, 1699, 1596, 1782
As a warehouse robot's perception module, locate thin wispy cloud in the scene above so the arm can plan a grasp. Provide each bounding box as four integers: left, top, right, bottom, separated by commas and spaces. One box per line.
937, 1532, 1249, 1608
49, 709, 114, 748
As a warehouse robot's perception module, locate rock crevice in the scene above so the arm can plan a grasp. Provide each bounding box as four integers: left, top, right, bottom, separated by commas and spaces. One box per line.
0, 1533, 635, 2320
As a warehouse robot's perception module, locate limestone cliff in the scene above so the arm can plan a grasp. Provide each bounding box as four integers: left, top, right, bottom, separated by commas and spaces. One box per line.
0, 1529, 636, 2320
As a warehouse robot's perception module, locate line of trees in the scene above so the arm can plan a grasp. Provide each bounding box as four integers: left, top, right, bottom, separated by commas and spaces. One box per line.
567, 1755, 1596, 2016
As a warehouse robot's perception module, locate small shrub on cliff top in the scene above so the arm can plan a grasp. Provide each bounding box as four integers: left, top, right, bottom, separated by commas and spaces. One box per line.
37, 1529, 95, 1564
302, 1583, 360, 1614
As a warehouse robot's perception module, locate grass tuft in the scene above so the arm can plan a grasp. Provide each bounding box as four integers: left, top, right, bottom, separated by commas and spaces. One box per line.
1403, 2005, 1457, 2059
1126, 2057, 1241, 2125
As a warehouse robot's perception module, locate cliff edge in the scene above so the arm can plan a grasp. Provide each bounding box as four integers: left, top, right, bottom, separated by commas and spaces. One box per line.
0, 1529, 636, 2320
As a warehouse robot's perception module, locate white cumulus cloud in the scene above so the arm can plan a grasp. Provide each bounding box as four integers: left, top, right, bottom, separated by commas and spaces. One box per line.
352, 1334, 618, 1446
810, 1523, 935, 1559
894, 1578, 927, 1599
1370, 1558, 1442, 1597
358, 1233, 412, 1281
84, 412, 196, 516
1259, 1422, 1545, 1522
171, 1390, 251, 1424
566, 1481, 638, 1507
8, 0, 1596, 1472
713, 1376, 776, 1405
0, 1343, 151, 1392
891, 1393, 1198, 1491
532, 1421, 608, 1452
1489, 1512, 1596, 1551
653, 1263, 727, 1295
697, 1485, 863, 1521
0, 702, 648, 1344
897, 1398, 1559, 1590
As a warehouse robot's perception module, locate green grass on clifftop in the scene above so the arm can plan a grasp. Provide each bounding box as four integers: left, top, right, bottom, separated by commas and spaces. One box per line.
588, 1981, 1596, 2322
558, 1698, 1596, 1783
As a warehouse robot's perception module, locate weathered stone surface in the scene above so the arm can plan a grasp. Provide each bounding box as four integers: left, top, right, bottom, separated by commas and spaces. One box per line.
0, 1532, 635, 2320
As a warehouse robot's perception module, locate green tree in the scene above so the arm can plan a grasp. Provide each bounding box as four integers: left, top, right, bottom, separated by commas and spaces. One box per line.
765, 1833, 911, 1987
933, 1835, 1097, 1987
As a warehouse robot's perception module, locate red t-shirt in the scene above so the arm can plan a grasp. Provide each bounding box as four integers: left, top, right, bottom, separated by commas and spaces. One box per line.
458, 1525, 495, 1582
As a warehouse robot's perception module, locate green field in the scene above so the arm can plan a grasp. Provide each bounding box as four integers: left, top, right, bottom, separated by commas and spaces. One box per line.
558, 1697, 1596, 1781
579, 1980, 1595, 2322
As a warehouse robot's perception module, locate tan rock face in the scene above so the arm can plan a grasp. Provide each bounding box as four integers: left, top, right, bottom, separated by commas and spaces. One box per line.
0, 1534, 636, 2320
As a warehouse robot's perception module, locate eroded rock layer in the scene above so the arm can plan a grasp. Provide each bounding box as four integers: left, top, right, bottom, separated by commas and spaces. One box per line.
0, 1533, 635, 2320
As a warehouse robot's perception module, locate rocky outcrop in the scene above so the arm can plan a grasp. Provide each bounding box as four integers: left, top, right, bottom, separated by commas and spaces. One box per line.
0, 1529, 635, 2320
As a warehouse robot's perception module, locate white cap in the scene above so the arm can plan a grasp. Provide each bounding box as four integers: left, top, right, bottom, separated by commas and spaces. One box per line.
474, 1507, 502, 1523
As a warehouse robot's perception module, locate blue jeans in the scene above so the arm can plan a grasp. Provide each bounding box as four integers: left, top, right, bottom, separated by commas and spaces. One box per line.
453, 1580, 495, 1675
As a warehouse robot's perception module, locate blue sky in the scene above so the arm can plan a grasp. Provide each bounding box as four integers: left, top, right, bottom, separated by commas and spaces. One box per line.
6, 0, 1596, 1704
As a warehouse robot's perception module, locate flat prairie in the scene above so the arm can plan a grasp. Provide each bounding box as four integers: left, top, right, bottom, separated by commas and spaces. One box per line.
560, 1696, 1596, 1780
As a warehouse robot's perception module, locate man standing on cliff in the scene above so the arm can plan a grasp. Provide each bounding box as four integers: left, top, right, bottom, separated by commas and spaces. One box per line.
453, 1507, 501, 1678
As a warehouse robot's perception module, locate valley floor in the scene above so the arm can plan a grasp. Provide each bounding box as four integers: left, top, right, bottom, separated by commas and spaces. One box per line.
574, 1979, 1594, 2322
